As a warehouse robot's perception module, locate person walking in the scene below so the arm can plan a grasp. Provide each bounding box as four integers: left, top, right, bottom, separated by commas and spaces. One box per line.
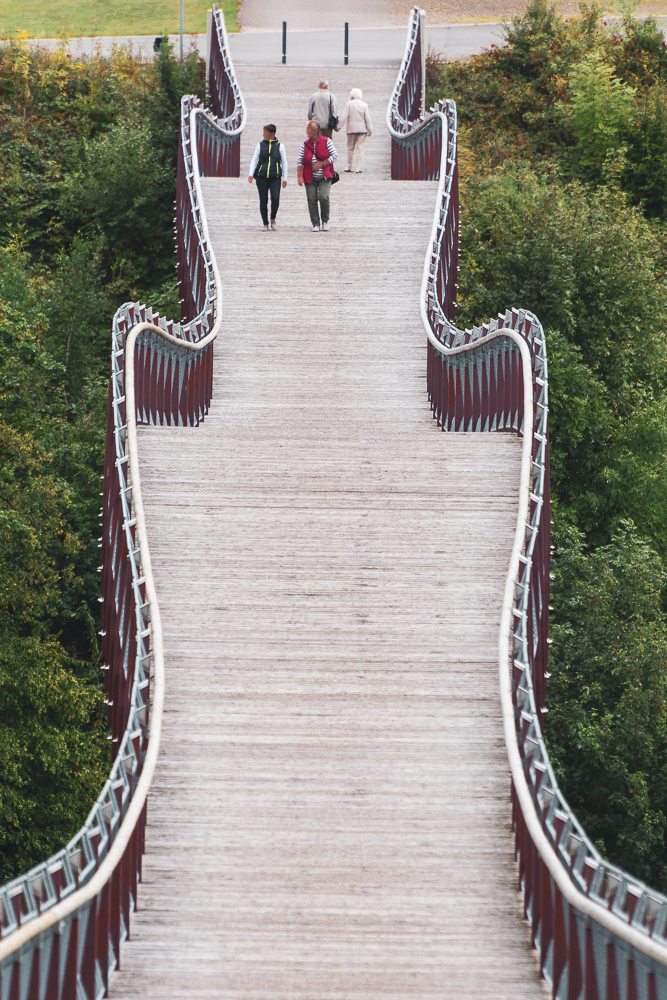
338, 88, 372, 174
307, 79, 338, 138
297, 119, 338, 232
248, 124, 288, 231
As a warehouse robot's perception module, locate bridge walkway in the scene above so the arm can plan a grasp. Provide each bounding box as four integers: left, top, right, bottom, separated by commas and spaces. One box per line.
110, 67, 547, 999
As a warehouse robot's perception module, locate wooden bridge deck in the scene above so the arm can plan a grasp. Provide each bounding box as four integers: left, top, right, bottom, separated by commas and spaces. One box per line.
110, 68, 547, 999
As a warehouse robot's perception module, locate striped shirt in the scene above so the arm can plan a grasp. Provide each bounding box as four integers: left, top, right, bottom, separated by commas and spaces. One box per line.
297, 138, 338, 181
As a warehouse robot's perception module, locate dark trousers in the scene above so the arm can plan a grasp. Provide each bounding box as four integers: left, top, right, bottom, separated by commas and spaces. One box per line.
255, 176, 281, 225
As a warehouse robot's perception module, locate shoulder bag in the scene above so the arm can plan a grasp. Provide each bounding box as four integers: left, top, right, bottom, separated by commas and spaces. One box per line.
316, 137, 339, 183
327, 95, 339, 131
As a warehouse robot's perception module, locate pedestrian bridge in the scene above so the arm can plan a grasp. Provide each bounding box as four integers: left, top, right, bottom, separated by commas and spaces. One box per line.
2, 9, 667, 1000
112, 63, 538, 998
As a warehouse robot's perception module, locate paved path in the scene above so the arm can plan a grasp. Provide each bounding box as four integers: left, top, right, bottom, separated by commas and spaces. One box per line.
229, 23, 506, 65
238, 0, 667, 28
107, 65, 548, 999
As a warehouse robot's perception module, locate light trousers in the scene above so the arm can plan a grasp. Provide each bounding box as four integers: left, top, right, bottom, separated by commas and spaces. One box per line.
347, 132, 367, 171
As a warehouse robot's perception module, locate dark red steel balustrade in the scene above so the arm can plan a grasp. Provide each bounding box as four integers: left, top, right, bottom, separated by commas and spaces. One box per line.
0, 5, 241, 996
206, 4, 243, 176
387, 7, 667, 998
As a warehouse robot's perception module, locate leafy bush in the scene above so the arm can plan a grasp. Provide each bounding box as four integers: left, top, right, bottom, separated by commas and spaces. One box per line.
548, 522, 667, 889
459, 172, 667, 392
429, 0, 667, 884
623, 83, 667, 216
0, 37, 204, 881
429, 1, 667, 216
0, 37, 204, 274
568, 49, 635, 171
60, 120, 174, 292
0, 634, 107, 884
0, 422, 109, 882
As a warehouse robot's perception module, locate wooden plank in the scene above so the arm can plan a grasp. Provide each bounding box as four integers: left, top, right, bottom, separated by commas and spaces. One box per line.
109, 67, 548, 999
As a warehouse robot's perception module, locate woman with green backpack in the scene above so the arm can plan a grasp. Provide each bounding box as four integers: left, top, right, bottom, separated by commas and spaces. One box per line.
248, 124, 289, 231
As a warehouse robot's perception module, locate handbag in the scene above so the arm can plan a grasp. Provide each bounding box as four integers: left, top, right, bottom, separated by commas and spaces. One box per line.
327, 95, 339, 131
313, 136, 339, 183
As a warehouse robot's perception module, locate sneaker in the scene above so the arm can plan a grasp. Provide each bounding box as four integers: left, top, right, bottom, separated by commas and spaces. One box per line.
312, 225, 320, 232
263, 224, 269, 231
321, 222, 329, 231
344, 168, 352, 173
270, 221, 277, 230
355, 170, 362, 174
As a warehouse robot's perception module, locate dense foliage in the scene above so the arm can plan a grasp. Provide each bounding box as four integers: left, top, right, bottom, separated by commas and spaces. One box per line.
430, 2, 667, 889
0, 38, 204, 882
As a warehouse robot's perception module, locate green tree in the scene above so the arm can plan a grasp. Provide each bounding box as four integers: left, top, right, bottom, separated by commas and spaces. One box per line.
59, 119, 174, 293
425, 0, 667, 892
568, 50, 635, 172
548, 522, 667, 889
0, 634, 107, 883
0, 424, 108, 881
0, 35, 206, 885
458, 169, 667, 553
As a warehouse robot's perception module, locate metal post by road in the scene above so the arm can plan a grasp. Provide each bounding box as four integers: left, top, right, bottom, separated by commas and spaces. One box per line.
344, 22, 349, 65
180, 0, 184, 60
282, 21, 287, 64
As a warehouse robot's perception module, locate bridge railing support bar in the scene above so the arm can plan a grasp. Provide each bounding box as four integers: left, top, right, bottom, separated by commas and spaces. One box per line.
344, 22, 349, 65
420, 8, 426, 118
282, 21, 287, 64
205, 8, 212, 95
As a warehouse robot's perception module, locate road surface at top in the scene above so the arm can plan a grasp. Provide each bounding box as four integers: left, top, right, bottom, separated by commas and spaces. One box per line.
21, 14, 667, 65
18, 23, 506, 65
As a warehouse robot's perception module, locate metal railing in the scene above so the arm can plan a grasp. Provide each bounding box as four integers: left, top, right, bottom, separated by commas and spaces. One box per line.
207, 4, 244, 138
0, 8, 245, 997
387, 6, 427, 178
389, 7, 667, 998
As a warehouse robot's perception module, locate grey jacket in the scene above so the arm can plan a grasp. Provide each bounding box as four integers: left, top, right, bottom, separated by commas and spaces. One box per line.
308, 89, 338, 129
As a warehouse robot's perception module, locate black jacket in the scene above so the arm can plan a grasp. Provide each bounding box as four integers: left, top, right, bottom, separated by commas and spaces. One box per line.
254, 138, 282, 179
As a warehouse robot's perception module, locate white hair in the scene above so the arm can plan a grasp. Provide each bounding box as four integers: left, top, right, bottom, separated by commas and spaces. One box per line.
318, 78, 328, 89
350, 88, 363, 100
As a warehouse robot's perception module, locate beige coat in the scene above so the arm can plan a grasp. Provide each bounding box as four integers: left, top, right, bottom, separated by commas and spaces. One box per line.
338, 99, 372, 135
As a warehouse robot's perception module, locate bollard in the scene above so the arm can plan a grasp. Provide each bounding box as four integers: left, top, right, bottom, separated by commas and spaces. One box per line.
282, 21, 286, 64
344, 22, 349, 65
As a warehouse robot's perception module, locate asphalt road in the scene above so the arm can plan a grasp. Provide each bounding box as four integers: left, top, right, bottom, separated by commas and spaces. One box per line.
230, 23, 507, 64
17, 22, 507, 65
18, 16, 667, 66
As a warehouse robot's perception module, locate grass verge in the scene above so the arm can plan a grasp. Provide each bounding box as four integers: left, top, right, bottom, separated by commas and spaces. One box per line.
0, 0, 240, 39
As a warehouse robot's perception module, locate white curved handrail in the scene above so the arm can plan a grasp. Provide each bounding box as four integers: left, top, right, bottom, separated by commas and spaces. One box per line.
210, 3, 246, 135
0, 339, 165, 961
0, 34, 242, 985
0, 103, 226, 970
386, 7, 423, 135
404, 56, 667, 969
